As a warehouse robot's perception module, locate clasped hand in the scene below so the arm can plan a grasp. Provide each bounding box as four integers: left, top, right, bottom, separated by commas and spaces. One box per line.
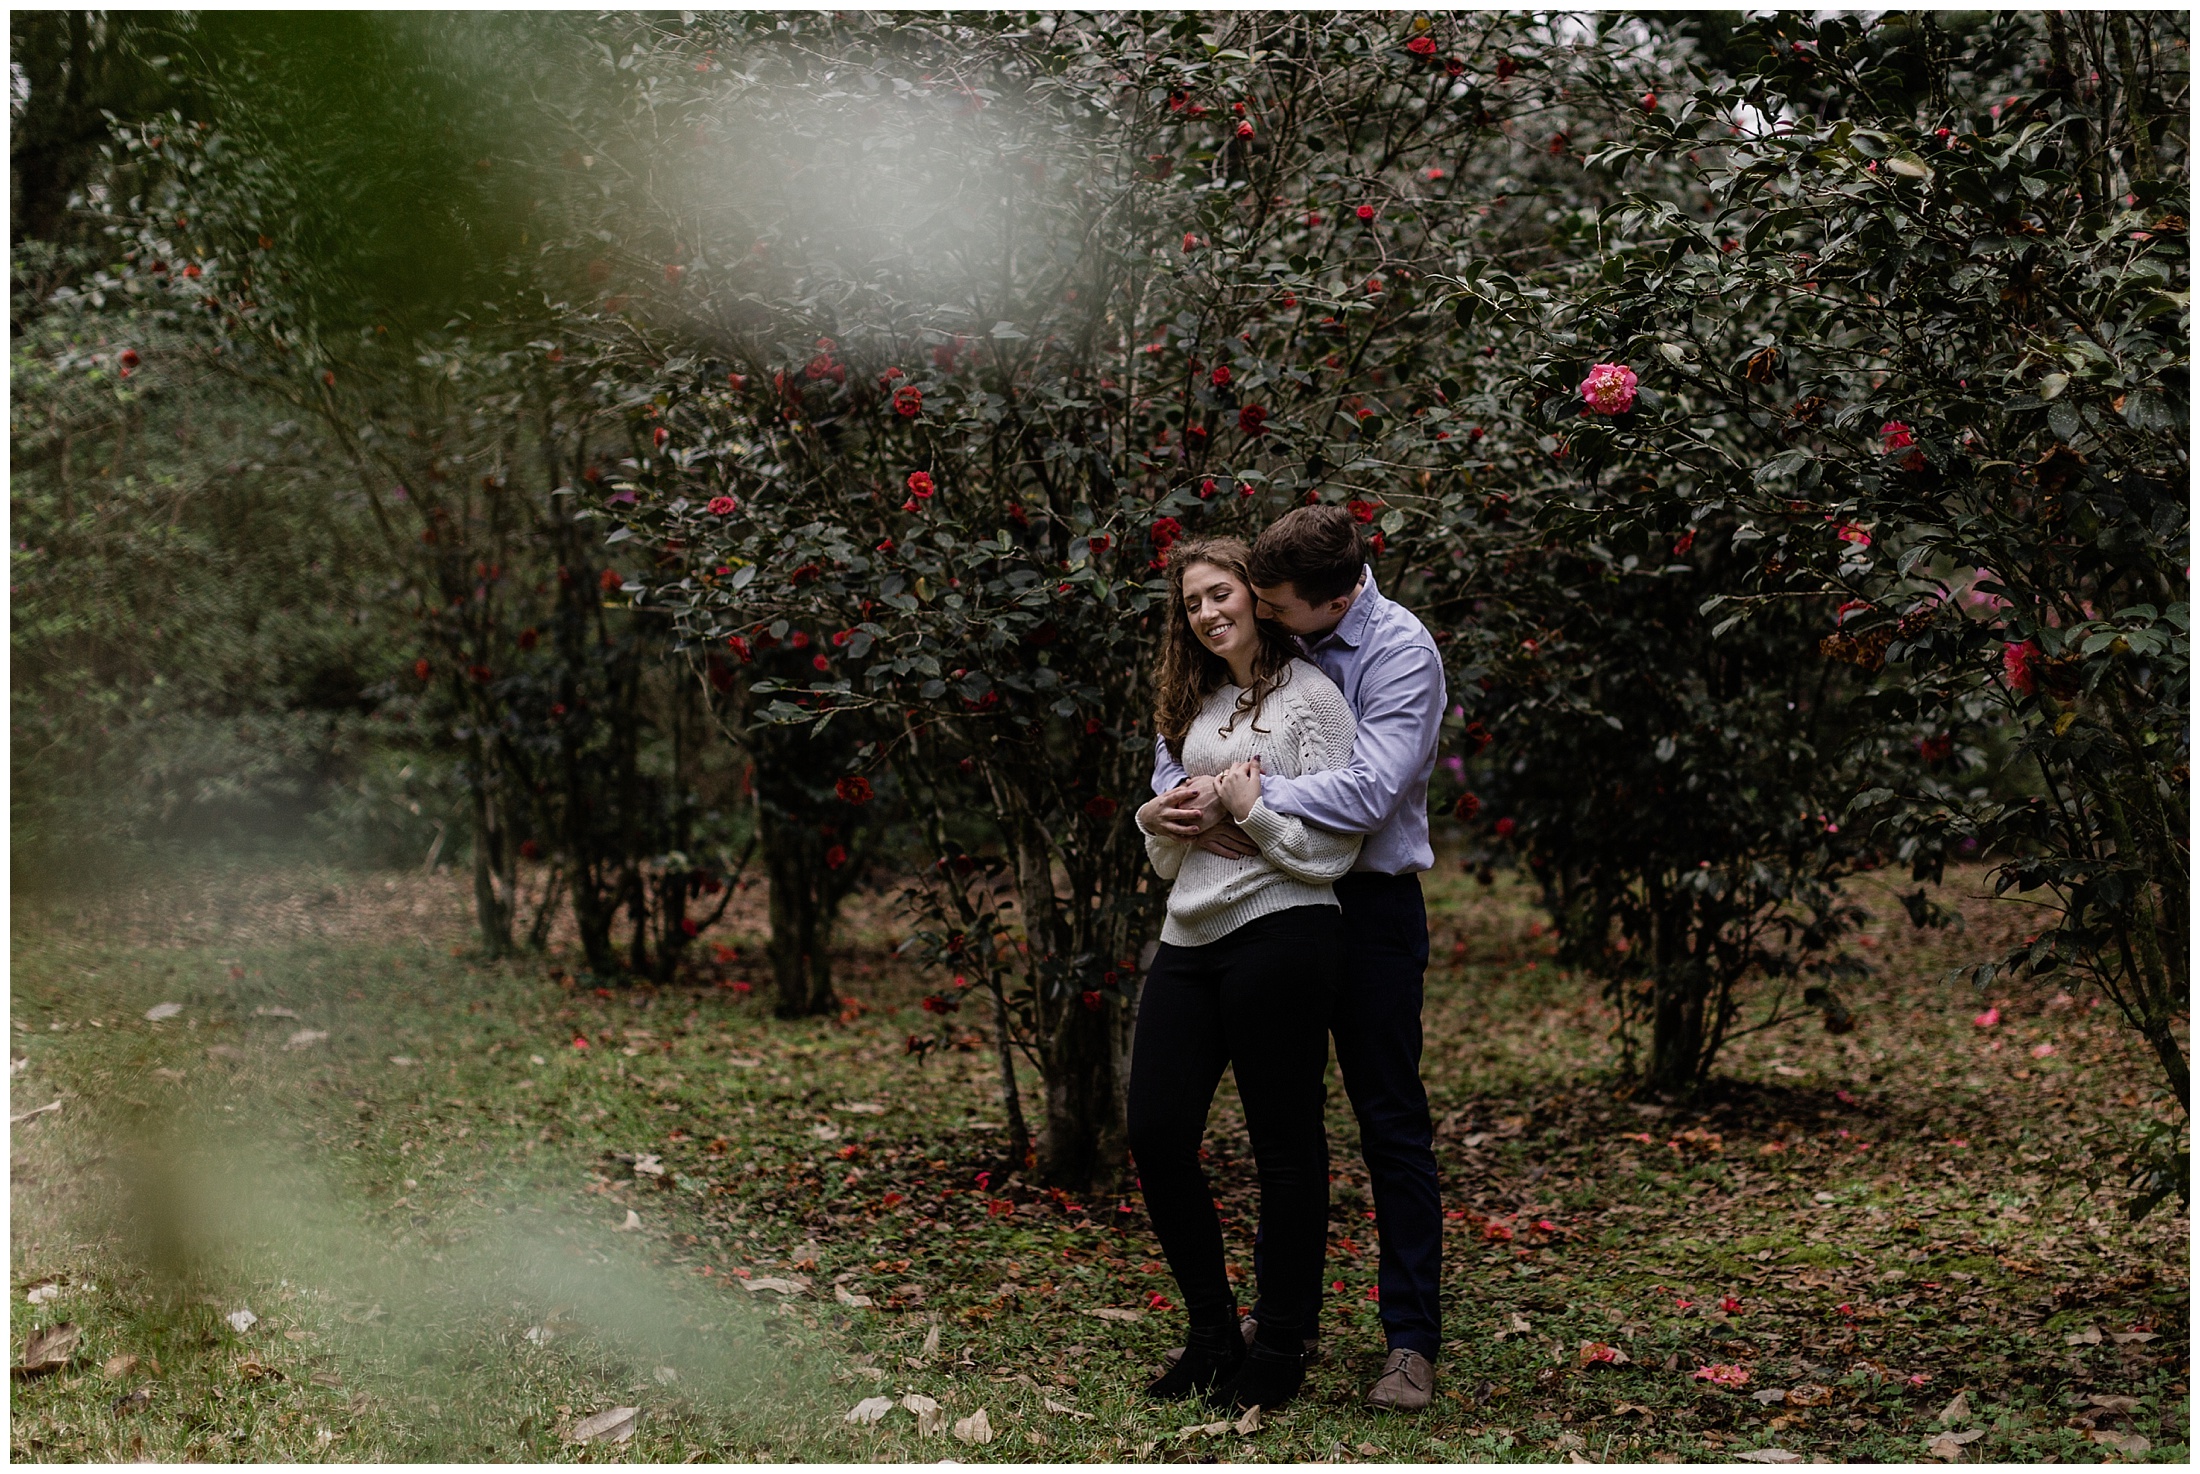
1135, 761, 1263, 858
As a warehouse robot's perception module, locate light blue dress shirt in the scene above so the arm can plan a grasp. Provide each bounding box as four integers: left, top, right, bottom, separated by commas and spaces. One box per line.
1151, 566, 1446, 875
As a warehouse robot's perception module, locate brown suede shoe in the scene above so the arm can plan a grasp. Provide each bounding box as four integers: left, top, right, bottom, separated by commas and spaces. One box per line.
1162, 1317, 1323, 1370
1362, 1348, 1435, 1412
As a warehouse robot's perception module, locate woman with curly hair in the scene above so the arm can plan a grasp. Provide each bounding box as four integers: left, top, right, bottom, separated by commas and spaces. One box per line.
1129, 534, 1359, 1412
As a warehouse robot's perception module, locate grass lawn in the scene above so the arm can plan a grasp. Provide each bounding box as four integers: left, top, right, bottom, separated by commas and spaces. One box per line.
10, 860, 2188, 1462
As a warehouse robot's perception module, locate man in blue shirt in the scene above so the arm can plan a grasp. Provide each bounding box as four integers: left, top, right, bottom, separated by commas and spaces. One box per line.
1147, 504, 1446, 1412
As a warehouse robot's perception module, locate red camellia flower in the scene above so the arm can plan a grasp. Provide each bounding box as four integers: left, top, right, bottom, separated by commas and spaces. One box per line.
1238, 404, 1269, 435
1406, 35, 1437, 56
1494, 817, 1517, 838
1348, 499, 1377, 523
1356, 203, 1377, 222
707, 495, 737, 516
1445, 56, 1464, 77
1579, 362, 1639, 414
726, 634, 752, 662
906, 470, 935, 498
824, 844, 848, 869
652, 425, 670, 449
727, 371, 747, 390
600, 568, 624, 591
1087, 534, 1111, 553
1643, 90, 1658, 111
1370, 532, 1386, 555
679, 916, 699, 937
1672, 530, 1696, 555
1082, 990, 1103, 1012
1879, 419, 1915, 453
1210, 365, 1232, 388
1454, 792, 1481, 821
1917, 733, 1954, 762
1720, 1296, 1743, 1314
1235, 121, 1254, 139
1464, 720, 1492, 753
2003, 639, 2042, 696
519, 839, 542, 860
1198, 477, 1218, 499
812, 654, 830, 671
1150, 516, 1184, 551
837, 775, 874, 805
518, 627, 539, 651
892, 385, 923, 417
1182, 232, 1202, 252
414, 658, 431, 682
879, 365, 903, 385
571, 1034, 590, 1050
120, 348, 142, 370
1083, 796, 1119, 820
790, 563, 820, 585
1496, 56, 1519, 80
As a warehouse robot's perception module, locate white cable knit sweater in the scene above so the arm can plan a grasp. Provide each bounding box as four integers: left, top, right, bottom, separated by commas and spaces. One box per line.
1140, 658, 1362, 947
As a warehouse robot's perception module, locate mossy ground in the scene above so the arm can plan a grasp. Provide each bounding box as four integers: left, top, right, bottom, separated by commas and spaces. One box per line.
9, 861, 2187, 1462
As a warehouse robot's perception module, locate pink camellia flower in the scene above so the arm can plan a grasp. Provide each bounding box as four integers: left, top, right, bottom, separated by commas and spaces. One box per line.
1579, 362, 1639, 415
2030, 1042, 2057, 1058
1973, 1006, 2002, 1028
707, 495, 737, 516
1879, 420, 1915, 452
1693, 1364, 1751, 1388
1836, 523, 1872, 548
2002, 639, 2043, 695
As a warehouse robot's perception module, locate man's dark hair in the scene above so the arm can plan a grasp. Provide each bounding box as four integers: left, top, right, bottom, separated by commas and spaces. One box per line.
1248, 504, 1365, 605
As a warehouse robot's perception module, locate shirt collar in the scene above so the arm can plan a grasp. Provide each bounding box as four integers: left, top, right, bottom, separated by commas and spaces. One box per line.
1308, 564, 1379, 653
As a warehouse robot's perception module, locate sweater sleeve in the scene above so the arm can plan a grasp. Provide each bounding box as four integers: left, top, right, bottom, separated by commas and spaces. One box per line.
1141, 817, 1190, 881
1236, 680, 1362, 883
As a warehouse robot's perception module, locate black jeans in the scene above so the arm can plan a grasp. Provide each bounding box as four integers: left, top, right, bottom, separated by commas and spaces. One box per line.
1328, 871, 1442, 1358
1127, 905, 1342, 1347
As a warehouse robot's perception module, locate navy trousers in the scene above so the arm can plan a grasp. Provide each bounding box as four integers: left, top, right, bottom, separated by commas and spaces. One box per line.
1255, 871, 1442, 1360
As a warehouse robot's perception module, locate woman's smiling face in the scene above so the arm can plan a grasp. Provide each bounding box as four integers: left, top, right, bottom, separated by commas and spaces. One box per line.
1179, 558, 1258, 671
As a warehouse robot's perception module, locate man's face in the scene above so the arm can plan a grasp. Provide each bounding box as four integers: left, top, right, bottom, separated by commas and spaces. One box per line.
1252, 580, 1353, 637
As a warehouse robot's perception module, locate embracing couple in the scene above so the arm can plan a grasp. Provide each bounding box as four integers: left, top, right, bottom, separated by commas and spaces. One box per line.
1128, 504, 1445, 1414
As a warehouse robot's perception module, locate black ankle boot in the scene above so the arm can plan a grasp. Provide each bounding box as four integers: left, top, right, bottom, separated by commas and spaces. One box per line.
1206, 1330, 1306, 1411
1145, 1319, 1245, 1401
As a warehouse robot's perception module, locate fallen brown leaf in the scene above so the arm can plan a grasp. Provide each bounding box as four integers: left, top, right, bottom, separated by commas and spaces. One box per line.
568, 1406, 639, 1444
15, 1321, 81, 1377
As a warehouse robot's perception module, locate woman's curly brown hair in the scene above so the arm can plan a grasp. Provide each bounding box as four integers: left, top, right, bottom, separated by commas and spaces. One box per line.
1153, 536, 1301, 762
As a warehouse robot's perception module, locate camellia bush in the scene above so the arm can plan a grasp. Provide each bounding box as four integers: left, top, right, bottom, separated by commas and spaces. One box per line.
98, 15, 757, 972
540, 10, 1629, 1185
1466, 13, 2187, 1194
